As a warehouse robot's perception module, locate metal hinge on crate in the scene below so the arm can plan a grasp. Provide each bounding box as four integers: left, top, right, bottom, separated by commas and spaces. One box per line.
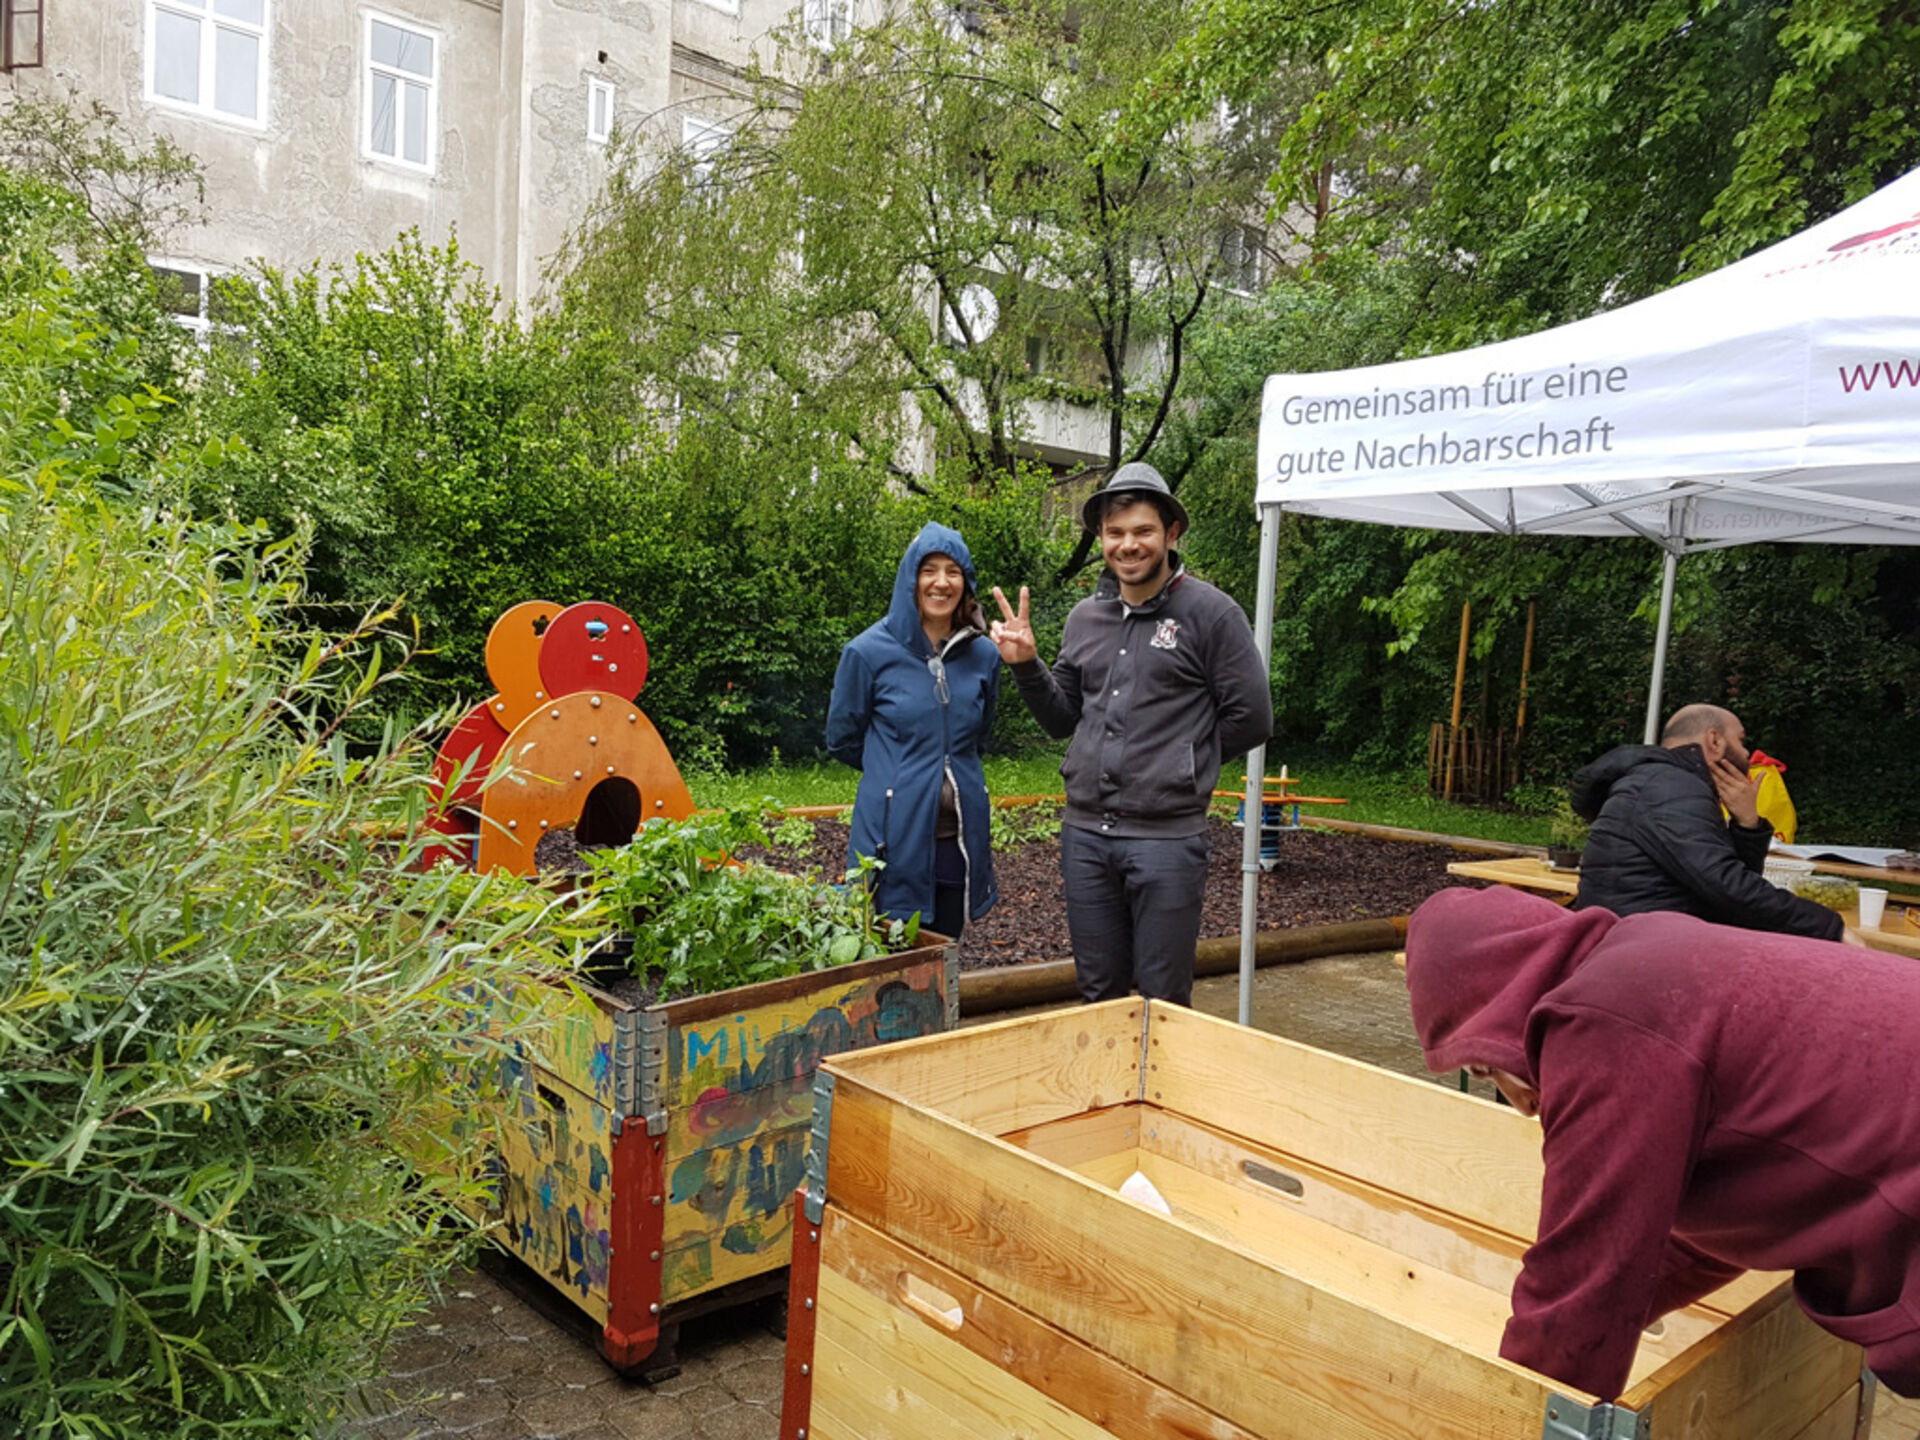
1541, 1395, 1648, 1440
1137, 1003, 1155, 1102
943, 947, 960, 1032
803, 1070, 836, 1224
636, 1010, 667, 1113
611, 1009, 669, 1138
614, 1009, 642, 1118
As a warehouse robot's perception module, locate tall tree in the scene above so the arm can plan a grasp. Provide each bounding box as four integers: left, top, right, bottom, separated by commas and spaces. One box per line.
1126, 0, 1920, 331
556, 0, 1273, 539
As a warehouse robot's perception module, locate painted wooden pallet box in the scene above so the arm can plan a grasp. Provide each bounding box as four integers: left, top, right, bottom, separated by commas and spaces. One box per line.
782, 999, 1871, 1440
482, 932, 956, 1373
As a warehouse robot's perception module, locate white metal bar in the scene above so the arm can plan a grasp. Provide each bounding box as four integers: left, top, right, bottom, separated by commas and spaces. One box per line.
1515, 481, 1719, 534
1643, 547, 1679, 744
1684, 475, 1920, 535
1682, 521, 1865, 552
1239, 503, 1284, 1027
1437, 491, 1516, 532
1567, 484, 1672, 548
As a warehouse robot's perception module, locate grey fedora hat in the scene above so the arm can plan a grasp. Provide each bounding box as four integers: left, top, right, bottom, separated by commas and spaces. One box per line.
1080, 462, 1191, 535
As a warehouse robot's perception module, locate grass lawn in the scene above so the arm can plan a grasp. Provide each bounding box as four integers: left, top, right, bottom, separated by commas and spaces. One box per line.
691, 749, 1554, 847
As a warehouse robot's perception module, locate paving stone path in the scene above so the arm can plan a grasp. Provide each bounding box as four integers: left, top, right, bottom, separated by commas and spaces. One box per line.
350, 1266, 785, 1440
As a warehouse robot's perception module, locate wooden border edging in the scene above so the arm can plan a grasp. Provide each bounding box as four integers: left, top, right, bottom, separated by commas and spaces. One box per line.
785, 804, 1548, 861
958, 916, 1410, 1017
1303, 816, 1547, 859
780, 794, 1067, 820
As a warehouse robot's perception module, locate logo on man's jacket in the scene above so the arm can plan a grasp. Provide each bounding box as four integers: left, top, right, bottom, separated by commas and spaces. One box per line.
1151, 618, 1181, 651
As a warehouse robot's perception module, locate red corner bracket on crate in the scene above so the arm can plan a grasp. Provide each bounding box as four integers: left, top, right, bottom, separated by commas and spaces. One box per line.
779, 1183, 823, 1439
780, 1064, 834, 1434
601, 1121, 667, 1368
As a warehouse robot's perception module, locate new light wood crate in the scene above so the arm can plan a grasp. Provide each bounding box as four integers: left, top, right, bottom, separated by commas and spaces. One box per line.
780, 999, 1872, 1440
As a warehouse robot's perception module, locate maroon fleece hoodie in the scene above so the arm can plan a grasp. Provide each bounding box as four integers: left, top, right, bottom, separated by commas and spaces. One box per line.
1407, 886, 1920, 1401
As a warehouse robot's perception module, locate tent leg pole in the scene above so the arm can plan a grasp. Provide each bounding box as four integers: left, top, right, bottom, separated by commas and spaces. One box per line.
1643, 548, 1679, 744
1239, 503, 1283, 1028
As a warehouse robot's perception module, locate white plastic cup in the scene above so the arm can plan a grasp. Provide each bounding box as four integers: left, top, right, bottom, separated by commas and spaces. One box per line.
1859, 887, 1888, 929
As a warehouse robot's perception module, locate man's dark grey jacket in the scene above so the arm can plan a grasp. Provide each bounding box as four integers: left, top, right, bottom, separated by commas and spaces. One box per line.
1571, 743, 1843, 941
1011, 562, 1273, 838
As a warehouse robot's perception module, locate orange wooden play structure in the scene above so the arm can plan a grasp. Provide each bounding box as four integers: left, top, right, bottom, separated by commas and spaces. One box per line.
423, 600, 696, 874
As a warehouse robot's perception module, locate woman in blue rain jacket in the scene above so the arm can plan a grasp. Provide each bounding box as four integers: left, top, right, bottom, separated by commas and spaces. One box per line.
826, 522, 999, 939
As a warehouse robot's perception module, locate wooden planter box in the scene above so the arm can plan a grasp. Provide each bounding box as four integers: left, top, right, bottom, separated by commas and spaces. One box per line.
481, 933, 956, 1373
782, 999, 1870, 1440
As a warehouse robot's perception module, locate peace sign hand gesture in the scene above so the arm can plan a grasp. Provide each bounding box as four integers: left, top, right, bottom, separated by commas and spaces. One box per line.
989, 586, 1038, 666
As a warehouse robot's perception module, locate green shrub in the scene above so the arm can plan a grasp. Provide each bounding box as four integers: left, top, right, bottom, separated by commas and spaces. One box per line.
0, 173, 192, 495
0, 485, 579, 1437
190, 236, 935, 765
1504, 781, 1566, 817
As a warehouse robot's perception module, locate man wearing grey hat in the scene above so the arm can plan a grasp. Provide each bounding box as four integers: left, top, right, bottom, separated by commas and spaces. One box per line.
990, 463, 1272, 1005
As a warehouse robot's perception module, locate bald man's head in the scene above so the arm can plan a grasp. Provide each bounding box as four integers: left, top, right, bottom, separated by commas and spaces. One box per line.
1662, 704, 1739, 747
1662, 704, 1750, 771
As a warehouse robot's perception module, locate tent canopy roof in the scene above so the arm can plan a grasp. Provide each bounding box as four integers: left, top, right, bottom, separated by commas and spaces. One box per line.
1255, 168, 1920, 550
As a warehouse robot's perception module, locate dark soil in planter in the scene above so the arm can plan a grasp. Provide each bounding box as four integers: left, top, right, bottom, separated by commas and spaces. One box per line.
590, 968, 689, 1010
740, 816, 1492, 972
533, 825, 594, 875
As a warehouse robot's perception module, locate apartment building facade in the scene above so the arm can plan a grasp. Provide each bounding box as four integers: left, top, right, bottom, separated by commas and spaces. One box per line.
0, 0, 809, 307
4, 0, 1247, 473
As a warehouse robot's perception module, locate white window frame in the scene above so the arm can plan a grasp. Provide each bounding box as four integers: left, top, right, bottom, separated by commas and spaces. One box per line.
144, 0, 270, 129
587, 77, 616, 145
804, 0, 853, 48
149, 257, 250, 350
682, 115, 733, 189
362, 11, 437, 174
151, 258, 212, 338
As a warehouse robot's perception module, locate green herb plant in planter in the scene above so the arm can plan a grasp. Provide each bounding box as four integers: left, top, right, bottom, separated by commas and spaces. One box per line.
991, 799, 1062, 850
584, 807, 920, 1004
1548, 798, 1591, 871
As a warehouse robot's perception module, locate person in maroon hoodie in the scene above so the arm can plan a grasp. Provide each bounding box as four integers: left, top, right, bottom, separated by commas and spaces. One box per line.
1406, 884, 1920, 1402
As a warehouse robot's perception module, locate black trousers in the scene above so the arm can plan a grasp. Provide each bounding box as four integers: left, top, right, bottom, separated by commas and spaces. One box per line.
1058, 825, 1210, 1006
931, 883, 967, 941
930, 836, 967, 941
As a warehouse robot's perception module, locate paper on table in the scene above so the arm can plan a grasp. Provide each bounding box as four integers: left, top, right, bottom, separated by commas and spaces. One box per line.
1770, 843, 1900, 867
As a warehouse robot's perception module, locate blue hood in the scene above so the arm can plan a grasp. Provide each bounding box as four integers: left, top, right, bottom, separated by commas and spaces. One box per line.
884, 522, 980, 652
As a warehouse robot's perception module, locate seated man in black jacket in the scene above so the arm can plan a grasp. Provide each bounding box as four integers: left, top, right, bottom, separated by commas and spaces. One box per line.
1572, 703, 1862, 944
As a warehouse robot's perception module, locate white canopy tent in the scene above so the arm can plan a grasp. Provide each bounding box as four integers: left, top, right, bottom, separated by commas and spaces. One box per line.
1234, 165, 1920, 1023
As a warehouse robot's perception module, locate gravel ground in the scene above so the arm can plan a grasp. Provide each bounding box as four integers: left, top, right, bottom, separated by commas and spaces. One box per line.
743, 813, 1487, 970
